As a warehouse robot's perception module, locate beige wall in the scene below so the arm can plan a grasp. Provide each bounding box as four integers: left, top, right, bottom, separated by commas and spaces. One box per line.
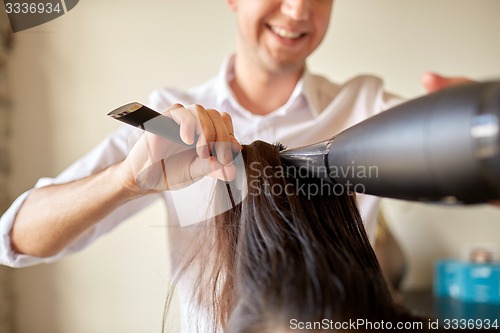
0, 9, 14, 333
6, 0, 500, 332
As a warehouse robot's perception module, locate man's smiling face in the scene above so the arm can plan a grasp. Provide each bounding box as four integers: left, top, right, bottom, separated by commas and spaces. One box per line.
227, 0, 334, 73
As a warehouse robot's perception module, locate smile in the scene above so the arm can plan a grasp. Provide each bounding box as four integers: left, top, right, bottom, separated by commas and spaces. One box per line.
268, 25, 306, 40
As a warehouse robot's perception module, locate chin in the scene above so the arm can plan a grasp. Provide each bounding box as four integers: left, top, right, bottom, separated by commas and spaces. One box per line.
262, 54, 306, 74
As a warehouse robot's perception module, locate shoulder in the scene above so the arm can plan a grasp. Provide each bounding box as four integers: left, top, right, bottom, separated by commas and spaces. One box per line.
308, 73, 390, 113
340, 74, 385, 95
331, 74, 402, 115
311, 72, 384, 92
340, 74, 403, 109
309, 73, 402, 122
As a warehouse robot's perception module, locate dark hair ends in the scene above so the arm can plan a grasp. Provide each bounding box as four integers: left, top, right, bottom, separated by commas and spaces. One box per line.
163, 140, 422, 333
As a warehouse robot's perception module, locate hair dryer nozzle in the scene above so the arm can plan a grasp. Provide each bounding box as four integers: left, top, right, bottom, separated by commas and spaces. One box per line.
280, 139, 335, 183
280, 81, 500, 204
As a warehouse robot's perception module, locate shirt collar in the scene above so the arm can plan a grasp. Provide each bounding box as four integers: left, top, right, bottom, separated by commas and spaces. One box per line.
301, 68, 322, 117
215, 54, 321, 118
214, 55, 237, 110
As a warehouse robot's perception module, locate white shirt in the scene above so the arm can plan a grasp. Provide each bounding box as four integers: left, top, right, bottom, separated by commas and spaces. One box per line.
0, 55, 401, 267
0, 55, 400, 330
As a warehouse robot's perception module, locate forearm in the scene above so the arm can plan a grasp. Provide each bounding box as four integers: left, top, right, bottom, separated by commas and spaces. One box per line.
10, 162, 143, 257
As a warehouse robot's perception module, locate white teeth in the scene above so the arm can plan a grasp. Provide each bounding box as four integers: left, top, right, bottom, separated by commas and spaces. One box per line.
270, 26, 303, 39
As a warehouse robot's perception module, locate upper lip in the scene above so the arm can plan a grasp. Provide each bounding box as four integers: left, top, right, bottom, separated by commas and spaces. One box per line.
267, 24, 307, 35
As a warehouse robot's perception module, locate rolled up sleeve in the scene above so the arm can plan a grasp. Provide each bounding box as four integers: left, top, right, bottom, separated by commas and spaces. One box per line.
0, 125, 160, 268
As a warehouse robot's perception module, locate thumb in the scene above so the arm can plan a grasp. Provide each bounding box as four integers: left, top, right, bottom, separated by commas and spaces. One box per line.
190, 158, 237, 183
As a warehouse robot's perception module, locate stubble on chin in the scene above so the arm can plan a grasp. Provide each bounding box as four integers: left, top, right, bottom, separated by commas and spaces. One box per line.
255, 46, 303, 74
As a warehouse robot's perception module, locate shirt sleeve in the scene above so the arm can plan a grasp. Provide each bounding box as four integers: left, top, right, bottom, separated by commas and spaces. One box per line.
0, 125, 161, 268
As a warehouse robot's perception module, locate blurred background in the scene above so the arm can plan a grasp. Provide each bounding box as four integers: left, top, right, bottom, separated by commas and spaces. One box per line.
1, 0, 500, 332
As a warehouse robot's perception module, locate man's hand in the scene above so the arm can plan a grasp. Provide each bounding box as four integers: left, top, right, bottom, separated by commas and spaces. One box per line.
421, 72, 473, 93
11, 104, 242, 258
119, 103, 242, 194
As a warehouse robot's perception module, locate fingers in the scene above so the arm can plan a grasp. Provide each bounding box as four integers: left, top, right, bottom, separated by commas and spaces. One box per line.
194, 105, 216, 159
206, 109, 233, 164
163, 103, 241, 165
222, 112, 242, 152
167, 108, 241, 185
129, 103, 242, 192
189, 157, 238, 183
167, 103, 197, 145
422, 72, 474, 93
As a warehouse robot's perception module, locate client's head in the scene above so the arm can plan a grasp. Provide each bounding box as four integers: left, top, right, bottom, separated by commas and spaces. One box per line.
166, 140, 420, 333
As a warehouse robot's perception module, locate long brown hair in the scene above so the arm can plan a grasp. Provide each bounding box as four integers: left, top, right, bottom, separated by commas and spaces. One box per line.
164, 140, 420, 332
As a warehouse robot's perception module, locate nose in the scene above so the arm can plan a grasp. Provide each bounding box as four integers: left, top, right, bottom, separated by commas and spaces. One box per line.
281, 0, 310, 21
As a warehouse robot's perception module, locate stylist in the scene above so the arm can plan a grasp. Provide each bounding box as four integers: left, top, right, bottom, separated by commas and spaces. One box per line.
1, 0, 469, 266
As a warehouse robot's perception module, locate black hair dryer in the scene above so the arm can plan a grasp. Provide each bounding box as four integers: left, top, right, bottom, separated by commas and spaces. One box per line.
280, 81, 500, 204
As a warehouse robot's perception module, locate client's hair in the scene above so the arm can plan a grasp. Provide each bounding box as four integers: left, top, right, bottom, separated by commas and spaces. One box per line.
165, 141, 421, 332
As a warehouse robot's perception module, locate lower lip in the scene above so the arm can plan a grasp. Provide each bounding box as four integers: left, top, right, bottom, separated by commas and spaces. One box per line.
267, 26, 306, 48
